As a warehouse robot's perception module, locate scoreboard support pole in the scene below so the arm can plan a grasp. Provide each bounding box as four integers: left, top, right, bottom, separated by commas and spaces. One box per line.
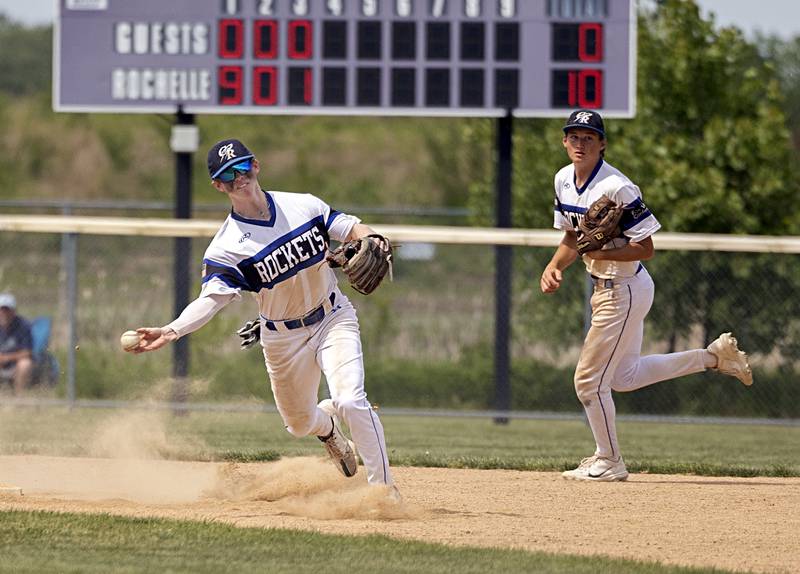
493, 111, 513, 425
171, 107, 197, 412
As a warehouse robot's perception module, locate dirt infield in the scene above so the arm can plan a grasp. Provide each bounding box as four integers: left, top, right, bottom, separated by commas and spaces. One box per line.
1, 455, 797, 573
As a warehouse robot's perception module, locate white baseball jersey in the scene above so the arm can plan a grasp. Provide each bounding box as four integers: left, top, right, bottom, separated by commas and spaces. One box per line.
187, 190, 393, 485
200, 190, 359, 320
553, 159, 661, 279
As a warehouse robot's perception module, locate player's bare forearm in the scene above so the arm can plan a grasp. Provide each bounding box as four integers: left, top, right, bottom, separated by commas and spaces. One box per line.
346, 223, 390, 251
541, 232, 579, 293
552, 232, 580, 269
347, 223, 377, 241
585, 236, 654, 261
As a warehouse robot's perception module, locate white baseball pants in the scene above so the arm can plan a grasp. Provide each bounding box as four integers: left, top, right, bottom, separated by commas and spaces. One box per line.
260, 297, 393, 485
574, 270, 707, 460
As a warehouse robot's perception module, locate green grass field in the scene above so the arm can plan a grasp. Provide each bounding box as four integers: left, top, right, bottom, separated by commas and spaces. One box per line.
0, 406, 797, 476
0, 510, 732, 574
0, 406, 795, 573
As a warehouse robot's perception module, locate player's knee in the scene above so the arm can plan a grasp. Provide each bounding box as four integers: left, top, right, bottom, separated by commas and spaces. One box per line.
284, 414, 317, 438
334, 395, 367, 416
573, 375, 596, 405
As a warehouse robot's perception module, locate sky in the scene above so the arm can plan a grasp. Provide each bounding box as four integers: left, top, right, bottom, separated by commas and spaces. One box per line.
0, 0, 798, 40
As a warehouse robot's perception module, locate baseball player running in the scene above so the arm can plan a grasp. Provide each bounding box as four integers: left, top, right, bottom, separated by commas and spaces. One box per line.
541, 110, 753, 482
127, 139, 395, 492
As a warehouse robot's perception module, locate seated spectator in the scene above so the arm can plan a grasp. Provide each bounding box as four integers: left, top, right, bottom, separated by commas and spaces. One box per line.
0, 293, 33, 395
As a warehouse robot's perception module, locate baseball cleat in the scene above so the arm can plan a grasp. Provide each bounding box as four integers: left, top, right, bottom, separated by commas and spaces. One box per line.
561, 455, 598, 480
317, 400, 358, 478
707, 332, 753, 386
387, 484, 403, 504
563, 456, 628, 482
586, 457, 629, 481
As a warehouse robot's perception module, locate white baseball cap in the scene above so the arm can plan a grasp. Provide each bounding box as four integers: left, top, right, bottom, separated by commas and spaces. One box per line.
0, 293, 16, 309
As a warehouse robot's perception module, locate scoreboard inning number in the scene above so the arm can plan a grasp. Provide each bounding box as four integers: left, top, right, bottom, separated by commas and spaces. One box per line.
56, 0, 635, 117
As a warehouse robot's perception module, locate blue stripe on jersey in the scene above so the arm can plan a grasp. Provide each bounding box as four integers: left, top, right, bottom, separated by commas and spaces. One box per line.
557, 203, 588, 215
620, 198, 654, 231
326, 210, 341, 229
229, 191, 277, 228
202, 259, 252, 291
237, 217, 330, 291
574, 159, 604, 195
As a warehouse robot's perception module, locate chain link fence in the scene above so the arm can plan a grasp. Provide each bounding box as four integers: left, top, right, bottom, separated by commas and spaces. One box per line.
1, 222, 798, 420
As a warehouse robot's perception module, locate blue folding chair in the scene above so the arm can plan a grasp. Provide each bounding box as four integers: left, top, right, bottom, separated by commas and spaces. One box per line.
30, 316, 59, 387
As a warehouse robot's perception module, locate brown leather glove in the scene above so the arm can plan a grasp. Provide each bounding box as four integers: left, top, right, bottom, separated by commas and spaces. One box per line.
326, 234, 393, 295
576, 196, 623, 255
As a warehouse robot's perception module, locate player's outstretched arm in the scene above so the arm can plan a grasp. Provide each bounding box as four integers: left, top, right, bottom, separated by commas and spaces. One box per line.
126, 293, 235, 354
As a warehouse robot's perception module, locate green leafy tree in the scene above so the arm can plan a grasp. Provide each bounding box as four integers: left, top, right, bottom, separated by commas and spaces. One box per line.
0, 15, 52, 96
631, 1, 800, 354
759, 34, 800, 152
467, 0, 800, 356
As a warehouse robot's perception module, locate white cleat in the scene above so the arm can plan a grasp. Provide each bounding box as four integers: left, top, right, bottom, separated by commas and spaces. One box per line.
707, 332, 753, 386
563, 456, 628, 482
387, 484, 403, 504
586, 457, 629, 481
317, 399, 358, 478
561, 455, 598, 480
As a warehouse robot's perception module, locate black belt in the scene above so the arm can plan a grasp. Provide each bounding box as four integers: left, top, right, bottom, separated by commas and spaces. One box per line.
264, 292, 336, 331
590, 264, 643, 289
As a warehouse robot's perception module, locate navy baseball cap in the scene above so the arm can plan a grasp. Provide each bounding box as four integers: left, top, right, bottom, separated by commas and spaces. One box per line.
208, 139, 255, 179
563, 109, 605, 138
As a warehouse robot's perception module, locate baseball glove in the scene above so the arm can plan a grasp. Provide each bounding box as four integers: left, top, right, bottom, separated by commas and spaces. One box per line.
576, 196, 624, 255
326, 234, 392, 295
236, 318, 260, 350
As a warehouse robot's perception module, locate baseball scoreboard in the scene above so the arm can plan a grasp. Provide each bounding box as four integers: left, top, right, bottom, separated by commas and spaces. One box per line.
55, 0, 635, 117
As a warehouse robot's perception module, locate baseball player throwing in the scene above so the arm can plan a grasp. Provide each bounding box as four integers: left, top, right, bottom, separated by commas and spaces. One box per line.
127, 139, 394, 491
542, 110, 753, 482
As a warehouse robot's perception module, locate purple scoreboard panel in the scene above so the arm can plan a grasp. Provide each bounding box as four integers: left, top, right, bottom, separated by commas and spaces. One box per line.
54, 0, 635, 117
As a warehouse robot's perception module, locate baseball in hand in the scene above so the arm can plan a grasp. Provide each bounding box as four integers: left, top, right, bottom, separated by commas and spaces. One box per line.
120, 330, 142, 351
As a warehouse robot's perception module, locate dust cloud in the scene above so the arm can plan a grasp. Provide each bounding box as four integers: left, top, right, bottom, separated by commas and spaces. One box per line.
0, 454, 414, 519
88, 410, 206, 460
1, 403, 411, 518
206, 456, 416, 520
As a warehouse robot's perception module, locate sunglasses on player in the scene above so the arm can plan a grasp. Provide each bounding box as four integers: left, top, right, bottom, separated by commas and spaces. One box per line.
216, 159, 253, 183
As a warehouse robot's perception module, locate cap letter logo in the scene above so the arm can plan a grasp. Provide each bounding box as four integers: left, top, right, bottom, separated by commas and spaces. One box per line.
218, 143, 236, 161
575, 111, 593, 124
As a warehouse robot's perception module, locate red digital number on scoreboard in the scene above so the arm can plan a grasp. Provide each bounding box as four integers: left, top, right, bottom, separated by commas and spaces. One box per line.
219, 19, 314, 60
552, 23, 603, 62
253, 66, 277, 105
552, 69, 603, 108
218, 20, 244, 59
218, 65, 243, 104
218, 19, 315, 105
578, 23, 603, 62
254, 20, 278, 59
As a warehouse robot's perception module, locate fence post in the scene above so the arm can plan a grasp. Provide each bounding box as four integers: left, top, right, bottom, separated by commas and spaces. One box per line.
60, 204, 78, 405
493, 112, 513, 424
170, 109, 198, 414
